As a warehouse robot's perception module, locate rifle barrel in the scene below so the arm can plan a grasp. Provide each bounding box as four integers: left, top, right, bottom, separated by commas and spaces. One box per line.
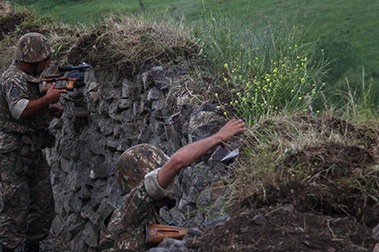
59, 62, 91, 72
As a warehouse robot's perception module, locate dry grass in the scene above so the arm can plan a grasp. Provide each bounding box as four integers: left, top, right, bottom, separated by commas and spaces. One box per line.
1, 4, 201, 78
0, 4, 209, 107
0, 3, 78, 69
66, 16, 200, 77
228, 112, 379, 225
0, 37, 16, 72
0, 1, 22, 70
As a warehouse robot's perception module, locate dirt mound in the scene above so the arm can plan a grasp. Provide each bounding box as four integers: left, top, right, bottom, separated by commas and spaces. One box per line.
0, 1, 19, 39
66, 16, 200, 77
278, 141, 378, 225
0, 2, 75, 70
0, 1, 47, 39
191, 205, 376, 251
191, 114, 379, 251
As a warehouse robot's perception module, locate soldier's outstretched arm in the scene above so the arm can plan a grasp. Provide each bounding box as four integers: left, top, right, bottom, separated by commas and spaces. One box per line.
157, 118, 246, 189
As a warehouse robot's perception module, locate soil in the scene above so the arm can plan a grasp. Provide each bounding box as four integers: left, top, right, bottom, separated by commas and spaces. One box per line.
188, 116, 379, 252
189, 204, 377, 251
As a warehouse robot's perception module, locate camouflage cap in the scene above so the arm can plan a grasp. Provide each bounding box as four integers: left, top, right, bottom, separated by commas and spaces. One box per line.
117, 144, 169, 195
15, 32, 52, 63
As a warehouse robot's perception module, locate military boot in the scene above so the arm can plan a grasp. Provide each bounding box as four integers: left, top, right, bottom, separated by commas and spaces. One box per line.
23, 241, 39, 252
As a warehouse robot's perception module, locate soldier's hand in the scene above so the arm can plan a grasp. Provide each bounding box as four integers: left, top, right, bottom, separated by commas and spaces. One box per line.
216, 118, 246, 143
49, 103, 64, 118
45, 83, 66, 104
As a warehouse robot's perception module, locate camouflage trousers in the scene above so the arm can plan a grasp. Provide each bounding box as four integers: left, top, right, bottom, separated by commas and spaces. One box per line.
0, 149, 55, 249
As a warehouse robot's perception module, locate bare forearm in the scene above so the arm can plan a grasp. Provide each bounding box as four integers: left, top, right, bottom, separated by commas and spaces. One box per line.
157, 134, 221, 188
157, 118, 245, 189
20, 84, 65, 118
172, 134, 221, 168
20, 96, 50, 118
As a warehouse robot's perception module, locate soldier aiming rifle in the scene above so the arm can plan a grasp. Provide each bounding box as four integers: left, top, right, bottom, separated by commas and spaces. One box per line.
0, 32, 66, 252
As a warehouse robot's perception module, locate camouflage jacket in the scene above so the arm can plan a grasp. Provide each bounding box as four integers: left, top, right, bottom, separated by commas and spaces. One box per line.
99, 169, 177, 251
99, 183, 157, 252
99, 144, 176, 252
0, 62, 52, 152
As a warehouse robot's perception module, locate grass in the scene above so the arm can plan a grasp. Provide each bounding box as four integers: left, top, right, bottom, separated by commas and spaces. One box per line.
6, 0, 378, 122
220, 24, 327, 125
227, 112, 379, 224
4, 1, 379, 224
11, 0, 379, 76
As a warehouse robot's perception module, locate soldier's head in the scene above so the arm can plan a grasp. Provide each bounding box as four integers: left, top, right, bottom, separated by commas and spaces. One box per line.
116, 143, 177, 209
15, 32, 52, 75
117, 144, 170, 195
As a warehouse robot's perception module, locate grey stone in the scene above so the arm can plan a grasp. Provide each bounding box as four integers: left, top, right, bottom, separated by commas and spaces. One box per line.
70, 233, 88, 252
148, 87, 162, 101
106, 139, 118, 151
50, 216, 64, 236
118, 98, 133, 109
121, 78, 133, 98
373, 223, 379, 240
82, 222, 98, 247
44, 62, 243, 251
97, 118, 113, 136
252, 214, 267, 225
156, 238, 188, 250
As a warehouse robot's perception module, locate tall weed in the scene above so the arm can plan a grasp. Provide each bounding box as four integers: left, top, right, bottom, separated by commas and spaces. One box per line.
194, 16, 328, 125
325, 67, 379, 122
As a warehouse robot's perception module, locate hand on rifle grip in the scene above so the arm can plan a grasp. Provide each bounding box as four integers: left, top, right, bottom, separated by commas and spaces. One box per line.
45, 84, 67, 104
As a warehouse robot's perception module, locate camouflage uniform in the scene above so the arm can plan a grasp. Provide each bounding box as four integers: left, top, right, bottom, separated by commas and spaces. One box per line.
0, 33, 55, 249
99, 144, 176, 251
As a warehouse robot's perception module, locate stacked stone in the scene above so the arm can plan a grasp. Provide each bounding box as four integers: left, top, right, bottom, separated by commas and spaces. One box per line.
45, 65, 240, 251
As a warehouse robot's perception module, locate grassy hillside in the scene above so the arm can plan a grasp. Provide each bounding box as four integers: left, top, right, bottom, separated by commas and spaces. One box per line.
11, 0, 379, 77
2, 4, 379, 251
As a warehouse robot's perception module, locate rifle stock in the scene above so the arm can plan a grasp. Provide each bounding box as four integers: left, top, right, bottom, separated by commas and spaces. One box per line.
145, 224, 188, 246
40, 76, 77, 91
145, 215, 230, 246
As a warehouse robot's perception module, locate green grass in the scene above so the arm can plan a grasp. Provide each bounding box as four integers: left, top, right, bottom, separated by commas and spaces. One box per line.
206, 22, 328, 125
11, 0, 379, 78
9, 0, 379, 118
7, 0, 379, 223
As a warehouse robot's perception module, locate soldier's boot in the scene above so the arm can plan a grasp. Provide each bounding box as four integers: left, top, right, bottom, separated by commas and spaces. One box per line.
23, 241, 39, 252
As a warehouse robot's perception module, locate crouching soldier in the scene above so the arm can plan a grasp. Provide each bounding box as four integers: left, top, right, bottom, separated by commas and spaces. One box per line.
98, 118, 246, 251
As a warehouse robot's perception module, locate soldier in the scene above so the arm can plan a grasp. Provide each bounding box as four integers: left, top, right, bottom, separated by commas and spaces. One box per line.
0, 33, 66, 252
99, 118, 246, 251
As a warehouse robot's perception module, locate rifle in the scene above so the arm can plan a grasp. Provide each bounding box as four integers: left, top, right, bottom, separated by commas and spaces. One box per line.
39, 62, 91, 92
145, 215, 230, 246
145, 224, 188, 246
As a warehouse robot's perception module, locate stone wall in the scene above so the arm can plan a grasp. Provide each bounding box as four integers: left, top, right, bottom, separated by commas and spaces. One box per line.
46, 64, 241, 251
